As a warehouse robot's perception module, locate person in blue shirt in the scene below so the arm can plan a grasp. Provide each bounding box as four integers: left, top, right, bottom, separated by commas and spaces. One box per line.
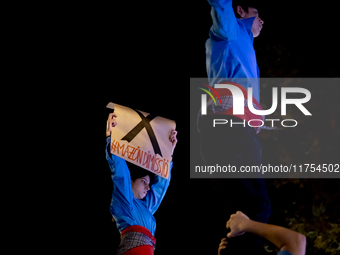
198, 0, 271, 254
218, 211, 306, 255
106, 112, 178, 255
206, 0, 264, 102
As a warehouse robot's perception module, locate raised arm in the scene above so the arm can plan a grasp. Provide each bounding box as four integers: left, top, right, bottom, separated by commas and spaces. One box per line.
226, 211, 306, 255
208, 0, 239, 41
144, 130, 177, 214
106, 113, 134, 210
144, 162, 173, 214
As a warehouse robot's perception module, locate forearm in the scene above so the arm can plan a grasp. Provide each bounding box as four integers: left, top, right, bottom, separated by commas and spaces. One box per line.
106, 136, 112, 161
207, 0, 233, 8
106, 137, 129, 179
146, 162, 172, 213
245, 220, 306, 255
207, 0, 238, 40
106, 137, 135, 208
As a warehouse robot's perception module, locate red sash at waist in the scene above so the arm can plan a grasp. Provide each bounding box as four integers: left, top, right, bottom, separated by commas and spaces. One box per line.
121, 225, 156, 244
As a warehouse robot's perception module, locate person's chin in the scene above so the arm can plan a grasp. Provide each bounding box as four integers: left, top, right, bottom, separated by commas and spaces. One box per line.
253, 32, 260, 38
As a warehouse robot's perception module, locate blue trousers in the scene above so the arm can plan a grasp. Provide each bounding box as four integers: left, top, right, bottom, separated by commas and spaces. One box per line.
198, 114, 271, 254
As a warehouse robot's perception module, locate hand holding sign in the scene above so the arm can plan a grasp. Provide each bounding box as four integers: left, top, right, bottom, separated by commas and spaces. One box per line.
106, 103, 176, 179
106, 113, 117, 137
169, 130, 178, 155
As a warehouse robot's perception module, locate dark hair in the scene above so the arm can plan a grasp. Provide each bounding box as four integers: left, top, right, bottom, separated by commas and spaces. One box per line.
126, 161, 155, 183
232, 0, 261, 18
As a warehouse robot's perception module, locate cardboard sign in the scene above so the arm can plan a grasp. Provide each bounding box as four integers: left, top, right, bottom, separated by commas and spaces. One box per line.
106, 103, 176, 179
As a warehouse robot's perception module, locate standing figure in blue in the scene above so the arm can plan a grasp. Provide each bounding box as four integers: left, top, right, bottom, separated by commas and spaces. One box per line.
206, 0, 263, 103
106, 112, 178, 255
198, 0, 271, 254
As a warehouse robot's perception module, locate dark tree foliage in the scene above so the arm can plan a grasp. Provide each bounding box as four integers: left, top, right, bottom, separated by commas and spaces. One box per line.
255, 39, 340, 254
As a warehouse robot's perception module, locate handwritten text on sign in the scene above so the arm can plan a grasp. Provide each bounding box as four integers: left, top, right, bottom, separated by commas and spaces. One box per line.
106, 103, 175, 179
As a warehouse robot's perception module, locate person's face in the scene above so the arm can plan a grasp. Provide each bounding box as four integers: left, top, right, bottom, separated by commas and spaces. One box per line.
131, 175, 150, 199
237, 6, 264, 38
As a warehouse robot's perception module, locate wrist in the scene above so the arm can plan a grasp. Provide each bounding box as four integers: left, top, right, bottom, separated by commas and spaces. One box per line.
243, 219, 255, 233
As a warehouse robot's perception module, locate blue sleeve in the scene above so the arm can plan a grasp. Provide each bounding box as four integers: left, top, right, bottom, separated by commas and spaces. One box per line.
144, 161, 173, 214
106, 137, 134, 211
277, 250, 293, 255
208, 0, 239, 41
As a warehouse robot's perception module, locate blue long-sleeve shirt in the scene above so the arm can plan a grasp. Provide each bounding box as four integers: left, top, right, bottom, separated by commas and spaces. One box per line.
105, 137, 172, 236
206, 0, 260, 102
